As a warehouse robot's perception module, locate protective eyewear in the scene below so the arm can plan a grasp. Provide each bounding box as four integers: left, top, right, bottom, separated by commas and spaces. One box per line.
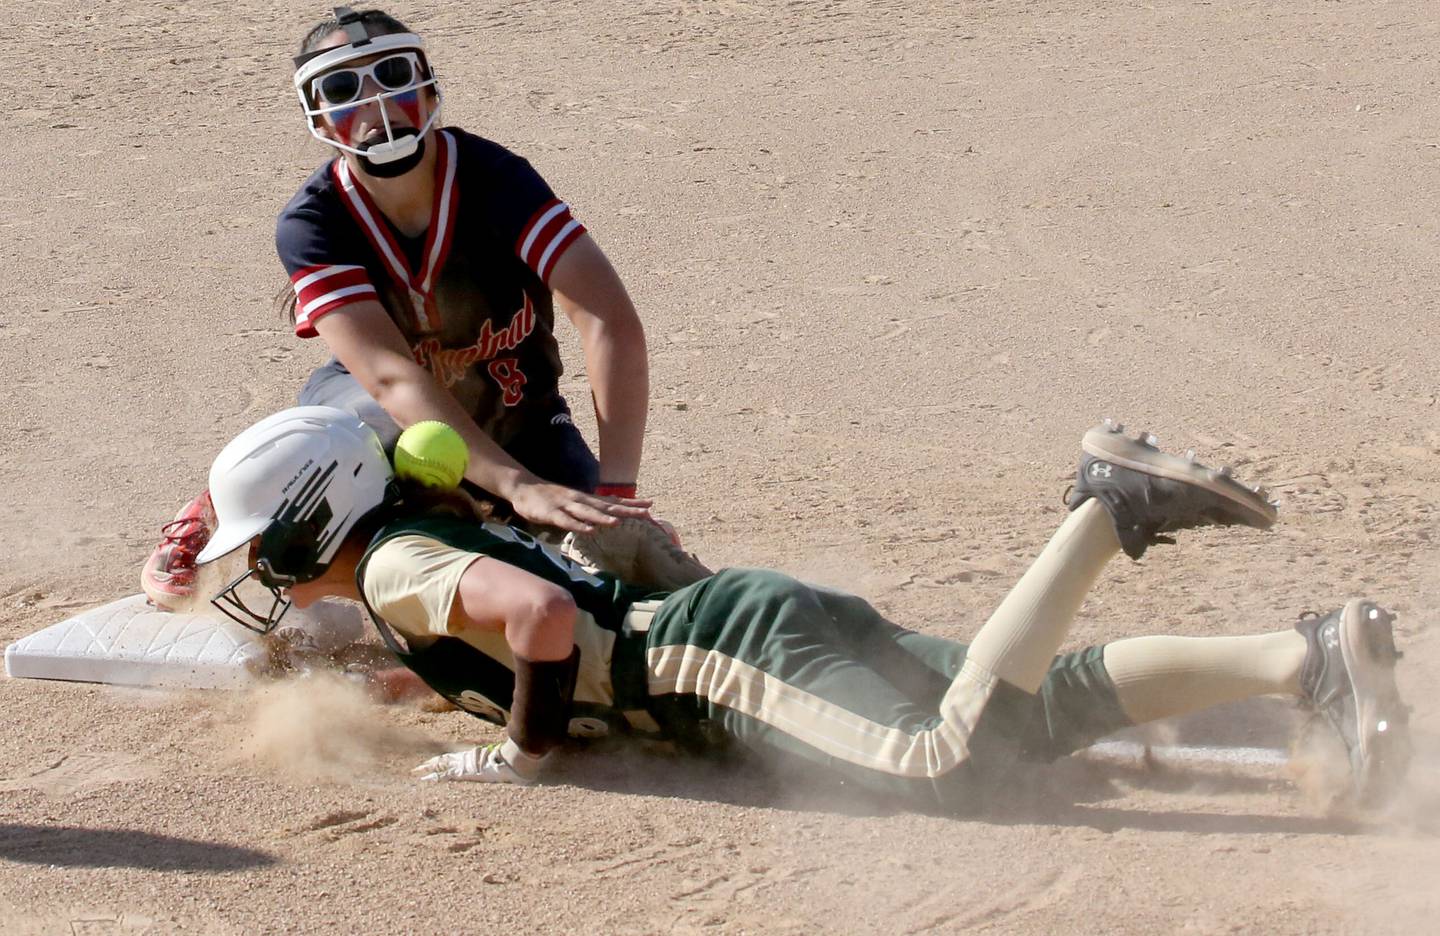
293, 31, 442, 163
312, 51, 424, 107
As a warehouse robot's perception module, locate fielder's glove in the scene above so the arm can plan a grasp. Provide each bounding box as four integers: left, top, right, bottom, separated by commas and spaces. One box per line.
412, 737, 549, 784
561, 516, 713, 590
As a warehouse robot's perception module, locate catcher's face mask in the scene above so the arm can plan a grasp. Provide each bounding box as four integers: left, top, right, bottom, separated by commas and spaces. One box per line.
293, 7, 441, 170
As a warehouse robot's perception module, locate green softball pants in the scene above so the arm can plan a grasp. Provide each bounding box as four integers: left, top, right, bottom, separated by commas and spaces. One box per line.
642, 569, 1131, 809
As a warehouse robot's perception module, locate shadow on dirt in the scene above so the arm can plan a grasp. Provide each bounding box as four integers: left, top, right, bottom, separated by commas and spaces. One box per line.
0, 824, 278, 871
550, 707, 1423, 839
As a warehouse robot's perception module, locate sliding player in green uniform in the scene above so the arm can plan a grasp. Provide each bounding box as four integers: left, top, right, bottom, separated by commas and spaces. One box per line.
195, 407, 1411, 809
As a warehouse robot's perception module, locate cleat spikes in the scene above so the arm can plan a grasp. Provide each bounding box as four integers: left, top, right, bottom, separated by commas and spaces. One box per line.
1075, 421, 1278, 559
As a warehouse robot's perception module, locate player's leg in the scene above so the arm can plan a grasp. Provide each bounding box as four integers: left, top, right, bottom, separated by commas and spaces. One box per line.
785, 588, 1129, 767
1010, 635, 1304, 763
848, 421, 1277, 790
806, 586, 963, 707
801, 591, 1133, 758
644, 569, 996, 806
961, 498, 1120, 694
964, 421, 1276, 694
1099, 602, 1409, 803
297, 358, 403, 449
1101, 631, 1307, 723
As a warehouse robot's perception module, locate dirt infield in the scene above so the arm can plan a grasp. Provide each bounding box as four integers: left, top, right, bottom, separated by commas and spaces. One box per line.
2, 1, 1438, 932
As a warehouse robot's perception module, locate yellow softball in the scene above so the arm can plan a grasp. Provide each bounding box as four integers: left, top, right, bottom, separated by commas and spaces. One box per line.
393, 421, 469, 489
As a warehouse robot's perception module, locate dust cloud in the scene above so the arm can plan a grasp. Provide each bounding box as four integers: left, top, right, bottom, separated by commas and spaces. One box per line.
227, 671, 445, 782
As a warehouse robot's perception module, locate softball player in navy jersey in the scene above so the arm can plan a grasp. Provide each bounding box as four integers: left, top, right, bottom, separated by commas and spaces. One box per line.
280, 129, 597, 481
196, 408, 1412, 810
280, 6, 649, 529
141, 6, 693, 609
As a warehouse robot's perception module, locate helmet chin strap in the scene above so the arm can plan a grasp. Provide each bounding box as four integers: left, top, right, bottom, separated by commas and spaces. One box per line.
356, 129, 426, 178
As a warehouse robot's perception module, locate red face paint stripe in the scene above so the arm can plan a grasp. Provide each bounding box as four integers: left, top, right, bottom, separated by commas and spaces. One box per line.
393, 91, 423, 128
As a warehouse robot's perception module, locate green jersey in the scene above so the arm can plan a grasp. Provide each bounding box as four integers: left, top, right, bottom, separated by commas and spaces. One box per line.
355, 513, 668, 732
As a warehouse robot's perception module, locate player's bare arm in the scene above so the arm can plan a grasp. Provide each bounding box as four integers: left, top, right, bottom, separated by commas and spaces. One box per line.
550, 235, 649, 490
449, 556, 577, 663
413, 554, 580, 782
313, 302, 650, 533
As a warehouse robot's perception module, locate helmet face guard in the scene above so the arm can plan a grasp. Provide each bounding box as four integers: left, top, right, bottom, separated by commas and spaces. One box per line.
212, 566, 293, 635
196, 405, 395, 635
293, 10, 442, 166
209, 494, 336, 634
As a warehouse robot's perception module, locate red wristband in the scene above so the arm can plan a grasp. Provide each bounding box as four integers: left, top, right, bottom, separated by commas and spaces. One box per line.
595, 482, 637, 498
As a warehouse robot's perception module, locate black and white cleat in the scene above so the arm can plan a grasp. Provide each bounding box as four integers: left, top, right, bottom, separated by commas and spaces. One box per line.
1068, 420, 1278, 558
1296, 601, 1412, 807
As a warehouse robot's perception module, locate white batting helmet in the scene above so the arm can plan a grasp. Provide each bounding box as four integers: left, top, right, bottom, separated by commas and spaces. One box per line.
197, 405, 394, 631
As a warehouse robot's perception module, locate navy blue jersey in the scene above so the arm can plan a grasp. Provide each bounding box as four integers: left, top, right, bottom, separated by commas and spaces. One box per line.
276, 129, 588, 445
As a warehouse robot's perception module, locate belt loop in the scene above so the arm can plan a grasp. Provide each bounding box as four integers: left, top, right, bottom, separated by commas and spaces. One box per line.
611, 603, 658, 713
623, 598, 662, 634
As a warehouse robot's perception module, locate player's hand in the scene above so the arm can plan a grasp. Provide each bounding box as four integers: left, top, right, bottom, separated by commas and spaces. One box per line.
412, 738, 549, 784
509, 480, 651, 534
595, 484, 684, 546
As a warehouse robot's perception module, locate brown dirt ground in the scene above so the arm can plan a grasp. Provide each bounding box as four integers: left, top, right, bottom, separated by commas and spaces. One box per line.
2, 1, 1438, 932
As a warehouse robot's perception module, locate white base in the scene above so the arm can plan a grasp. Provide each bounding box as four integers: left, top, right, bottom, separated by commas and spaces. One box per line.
4, 594, 268, 690
1081, 740, 1289, 771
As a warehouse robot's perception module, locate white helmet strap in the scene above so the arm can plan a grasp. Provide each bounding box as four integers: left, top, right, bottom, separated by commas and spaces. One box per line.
292, 6, 384, 73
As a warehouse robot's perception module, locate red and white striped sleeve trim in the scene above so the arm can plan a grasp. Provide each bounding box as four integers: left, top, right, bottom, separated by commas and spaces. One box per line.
515, 198, 587, 286
290, 264, 377, 337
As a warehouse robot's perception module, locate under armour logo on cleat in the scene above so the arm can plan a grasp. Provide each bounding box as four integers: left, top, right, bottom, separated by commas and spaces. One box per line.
1088, 461, 1114, 479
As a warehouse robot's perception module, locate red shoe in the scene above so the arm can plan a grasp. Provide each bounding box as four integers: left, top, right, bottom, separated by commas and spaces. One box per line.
140, 491, 216, 610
